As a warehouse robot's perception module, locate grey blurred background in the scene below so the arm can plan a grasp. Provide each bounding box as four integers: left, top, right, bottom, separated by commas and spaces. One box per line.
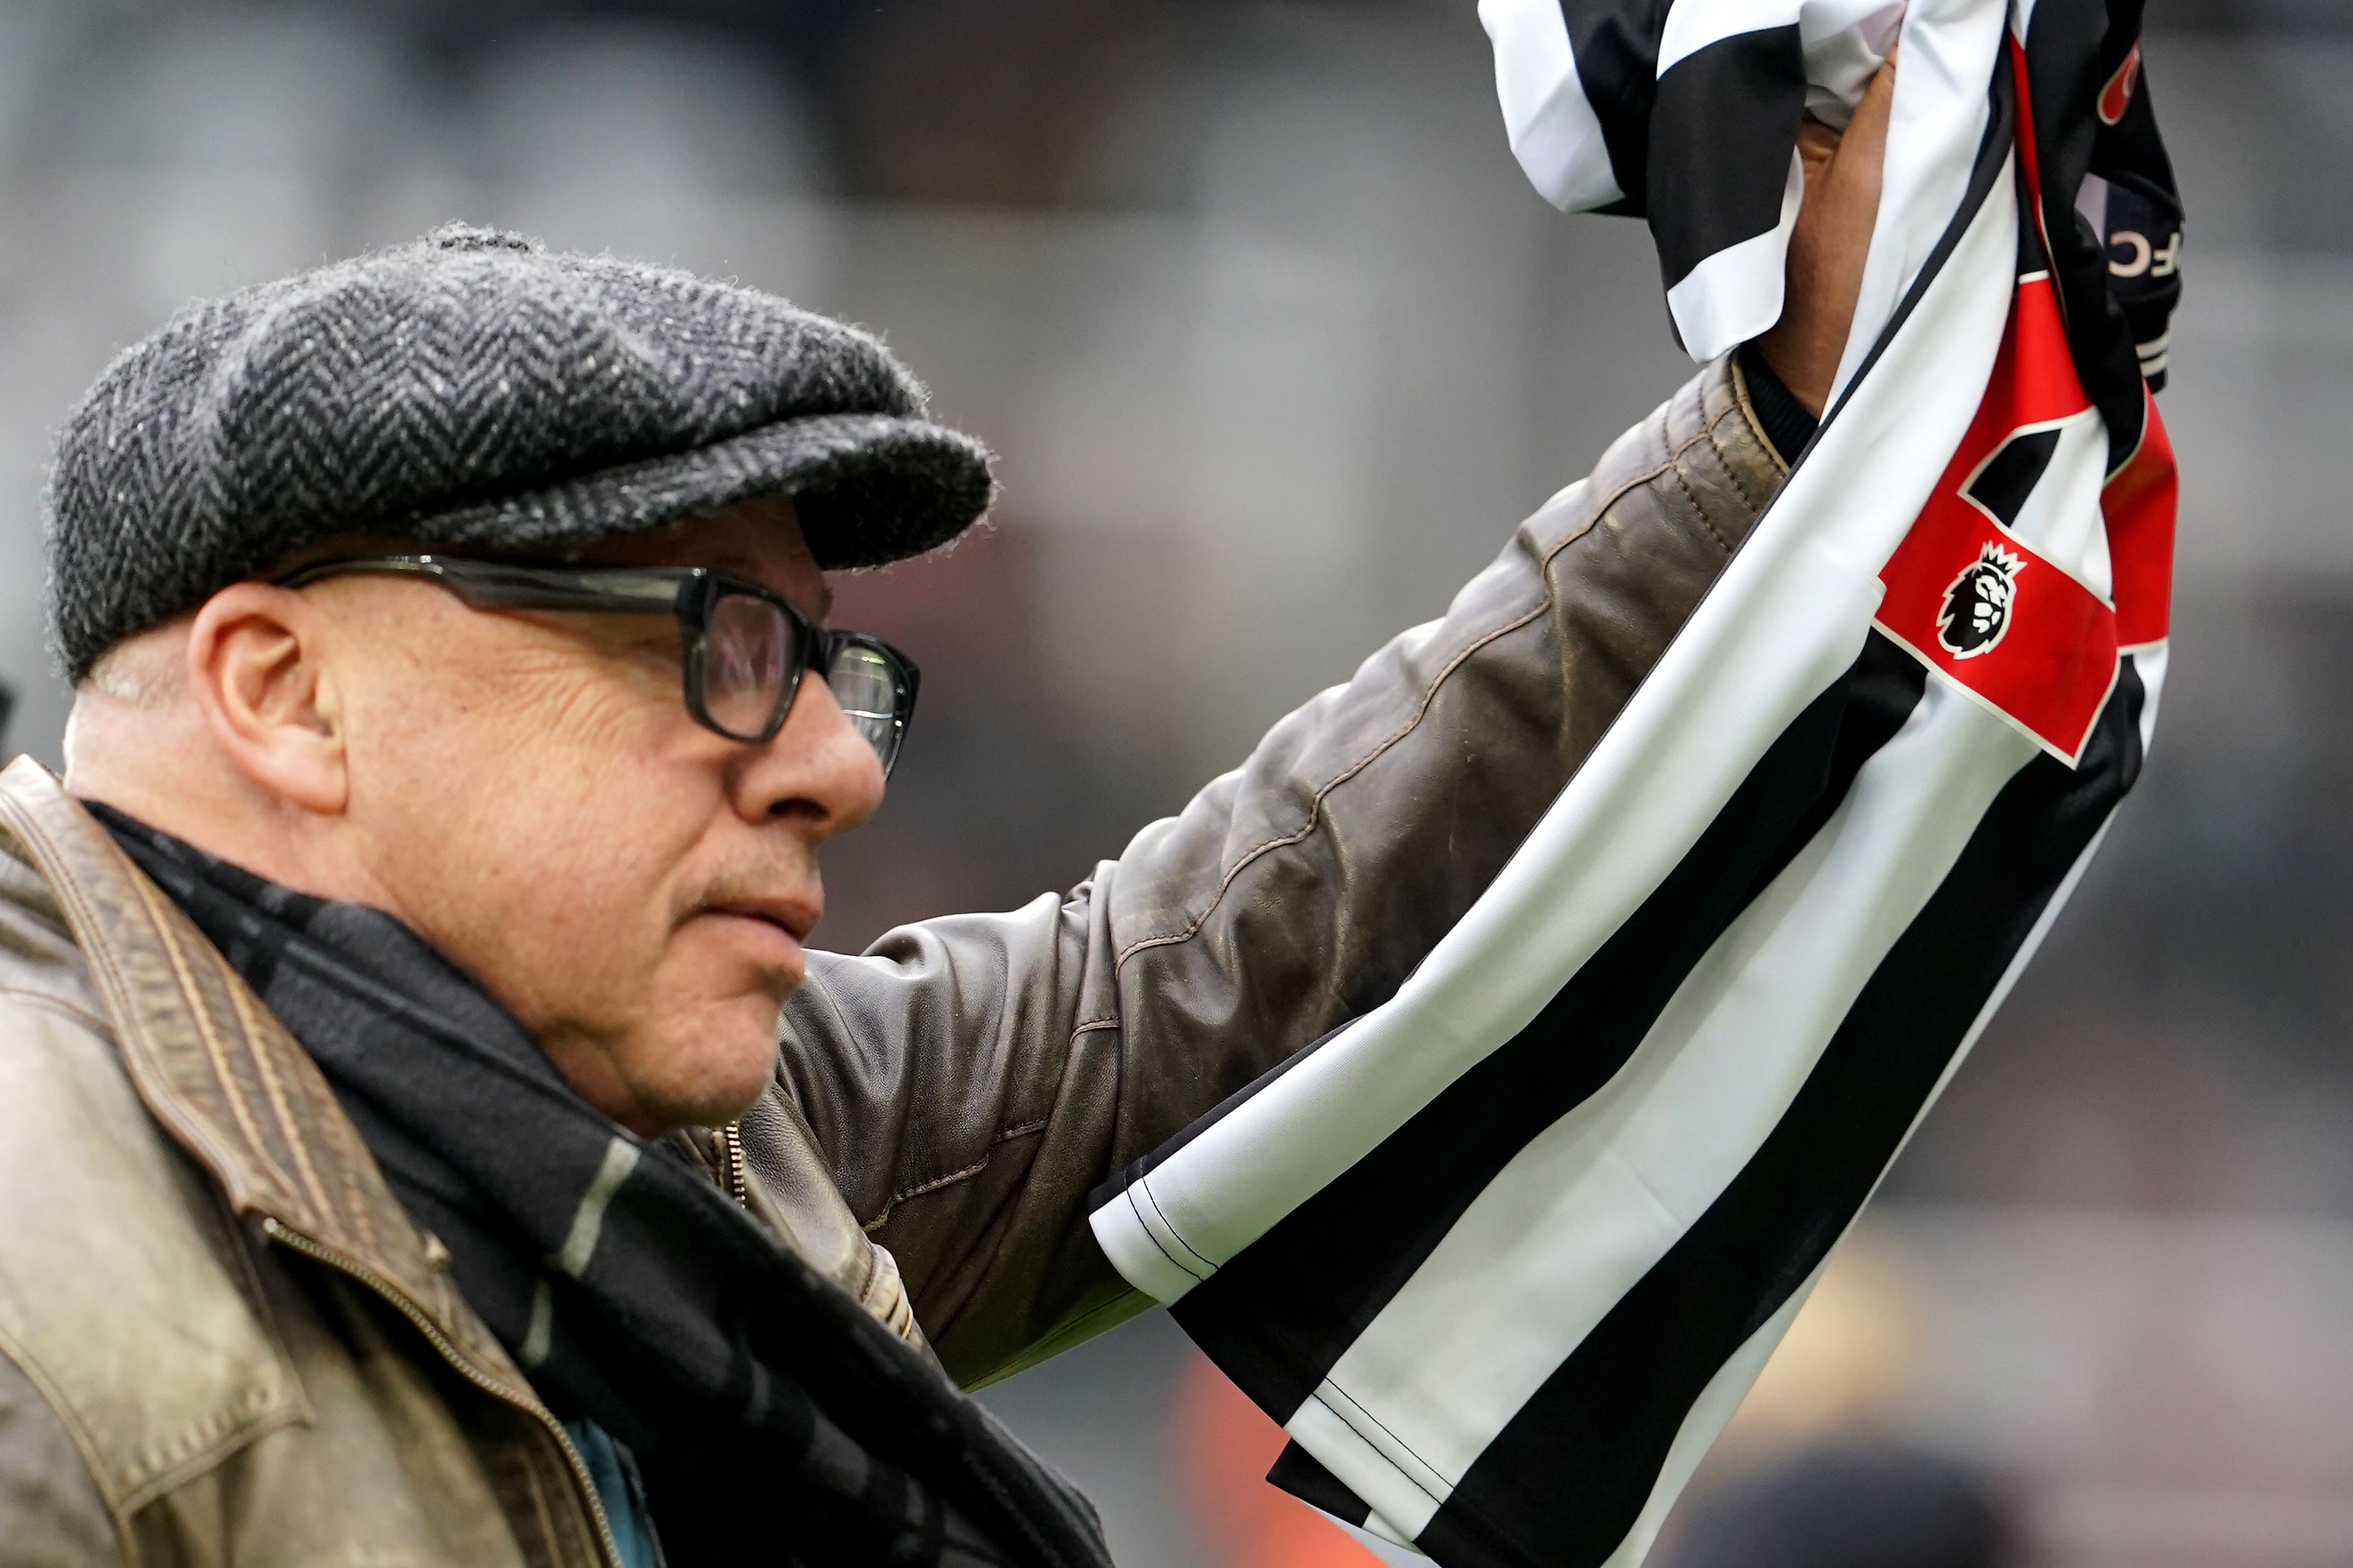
0, 1, 2344, 1563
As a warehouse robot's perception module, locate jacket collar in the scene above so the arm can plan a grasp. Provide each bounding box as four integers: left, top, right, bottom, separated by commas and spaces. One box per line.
0, 756, 529, 1392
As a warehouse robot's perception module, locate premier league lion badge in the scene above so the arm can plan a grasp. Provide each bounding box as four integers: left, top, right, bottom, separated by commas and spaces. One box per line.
1937, 542, 2026, 659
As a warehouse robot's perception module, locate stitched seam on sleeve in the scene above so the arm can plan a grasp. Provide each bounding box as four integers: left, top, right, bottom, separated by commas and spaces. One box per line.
1720, 356, 1789, 485
1712, 398, 1772, 516
859, 1117, 1053, 1233
1671, 463, 1733, 556
1311, 1379, 1459, 1506
1726, 352, 1779, 464
1139, 1180, 1216, 1281
1123, 1205, 1208, 1283
1103, 421, 1724, 978
1686, 395, 1779, 550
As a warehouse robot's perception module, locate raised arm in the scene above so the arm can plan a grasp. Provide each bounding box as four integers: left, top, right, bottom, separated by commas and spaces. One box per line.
771, 355, 1791, 1385
768, 53, 1894, 1390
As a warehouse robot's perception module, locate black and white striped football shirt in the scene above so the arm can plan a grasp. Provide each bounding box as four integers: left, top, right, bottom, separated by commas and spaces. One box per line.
1091, 3, 2184, 1565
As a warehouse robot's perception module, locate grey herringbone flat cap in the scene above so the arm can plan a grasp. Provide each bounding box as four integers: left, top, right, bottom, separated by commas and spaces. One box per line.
45, 224, 993, 681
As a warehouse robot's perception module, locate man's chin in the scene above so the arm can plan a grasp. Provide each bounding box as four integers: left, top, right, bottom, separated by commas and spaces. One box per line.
633, 1040, 783, 1133
621, 985, 798, 1134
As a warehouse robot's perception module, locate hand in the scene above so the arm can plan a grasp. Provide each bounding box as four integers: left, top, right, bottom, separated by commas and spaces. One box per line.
1756, 50, 1897, 416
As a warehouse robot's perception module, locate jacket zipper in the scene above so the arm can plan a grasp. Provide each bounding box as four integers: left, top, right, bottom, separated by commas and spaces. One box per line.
718, 1122, 749, 1207
259, 1216, 625, 1568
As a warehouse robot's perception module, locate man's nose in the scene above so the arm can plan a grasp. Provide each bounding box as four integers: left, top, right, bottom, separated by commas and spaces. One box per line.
735, 672, 887, 836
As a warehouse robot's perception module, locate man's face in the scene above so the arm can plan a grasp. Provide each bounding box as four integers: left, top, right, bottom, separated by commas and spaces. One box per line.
319, 497, 884, 1135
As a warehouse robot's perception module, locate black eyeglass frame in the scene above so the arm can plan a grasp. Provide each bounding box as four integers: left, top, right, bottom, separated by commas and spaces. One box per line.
274, 554, 921, 772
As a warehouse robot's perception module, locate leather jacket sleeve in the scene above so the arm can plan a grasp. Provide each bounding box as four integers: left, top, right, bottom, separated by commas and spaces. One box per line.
771, 354, 1791, 1388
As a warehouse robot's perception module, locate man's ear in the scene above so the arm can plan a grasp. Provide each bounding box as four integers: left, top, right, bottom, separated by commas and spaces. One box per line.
185, 583, 350, 815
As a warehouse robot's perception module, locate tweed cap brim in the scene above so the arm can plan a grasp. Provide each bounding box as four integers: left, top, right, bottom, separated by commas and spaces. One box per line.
389, 410, 995, 571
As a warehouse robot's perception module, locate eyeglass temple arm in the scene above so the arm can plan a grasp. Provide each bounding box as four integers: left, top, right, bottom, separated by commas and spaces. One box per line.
278, 556, 689, 616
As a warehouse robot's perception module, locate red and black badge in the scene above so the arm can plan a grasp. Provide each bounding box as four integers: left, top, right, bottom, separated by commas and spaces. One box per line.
1872, 32, 2177, 766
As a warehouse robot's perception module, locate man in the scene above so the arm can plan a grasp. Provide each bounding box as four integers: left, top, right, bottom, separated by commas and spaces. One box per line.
0, 68, 1888, 1568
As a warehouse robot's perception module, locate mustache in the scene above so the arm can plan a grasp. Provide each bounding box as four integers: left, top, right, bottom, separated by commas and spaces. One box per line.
681, 853, 824, 926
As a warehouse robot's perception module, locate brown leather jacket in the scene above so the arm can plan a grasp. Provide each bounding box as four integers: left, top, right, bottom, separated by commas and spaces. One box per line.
0, 357, 1784, 1565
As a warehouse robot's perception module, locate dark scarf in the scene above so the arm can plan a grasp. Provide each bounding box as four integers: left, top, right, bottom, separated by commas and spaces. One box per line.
96, 806, 1111, 1568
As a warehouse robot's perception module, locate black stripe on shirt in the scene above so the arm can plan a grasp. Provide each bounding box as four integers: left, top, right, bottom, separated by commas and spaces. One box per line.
1415, 656, 2147, 1568
1648, 26, 1809, 290
2021, 0, 2151, 460
1267, 1443, 1375, 1530
1172, 636, 1931, 1421
1560, 0, 1670, 214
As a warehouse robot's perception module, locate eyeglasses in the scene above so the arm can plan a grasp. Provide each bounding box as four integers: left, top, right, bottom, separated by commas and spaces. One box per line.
275, 554, 921, 776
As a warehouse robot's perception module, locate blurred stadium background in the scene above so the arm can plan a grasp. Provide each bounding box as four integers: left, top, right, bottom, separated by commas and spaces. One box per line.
0, 1, 2346, 1563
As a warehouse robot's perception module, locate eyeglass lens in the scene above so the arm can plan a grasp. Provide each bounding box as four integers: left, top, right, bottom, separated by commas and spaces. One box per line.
702, 591, 796, 741
701, 588, 907, 772
826, 642, 907, 774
